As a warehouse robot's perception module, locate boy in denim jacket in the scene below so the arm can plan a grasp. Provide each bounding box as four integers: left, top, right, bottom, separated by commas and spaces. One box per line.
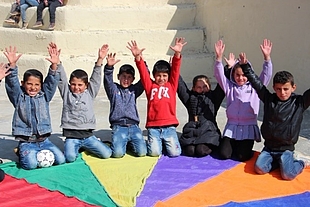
4, 45, 65, 170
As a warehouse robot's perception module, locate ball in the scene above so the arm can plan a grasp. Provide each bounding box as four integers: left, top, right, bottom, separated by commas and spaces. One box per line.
36, 149, 55, 168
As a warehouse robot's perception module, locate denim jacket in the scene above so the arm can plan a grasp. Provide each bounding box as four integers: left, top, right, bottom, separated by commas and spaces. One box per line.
5, 66, 60, 137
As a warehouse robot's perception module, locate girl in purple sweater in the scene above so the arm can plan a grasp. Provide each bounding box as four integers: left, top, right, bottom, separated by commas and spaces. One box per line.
214, 39, 273, 161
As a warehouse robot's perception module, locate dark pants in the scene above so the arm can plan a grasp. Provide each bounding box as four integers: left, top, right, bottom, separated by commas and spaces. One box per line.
0, 169, 4, 182
219, 136, 254, 161
183, 144, 213, 157
36, 0, 62, 24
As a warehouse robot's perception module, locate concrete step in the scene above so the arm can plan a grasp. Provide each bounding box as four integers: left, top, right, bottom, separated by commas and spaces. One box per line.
1, 3, 197, 31
0, 53, 214, 84
0, 27, 206, 55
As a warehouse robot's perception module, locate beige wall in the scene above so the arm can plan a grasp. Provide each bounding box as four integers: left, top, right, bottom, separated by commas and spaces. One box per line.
195, 0, 310, 93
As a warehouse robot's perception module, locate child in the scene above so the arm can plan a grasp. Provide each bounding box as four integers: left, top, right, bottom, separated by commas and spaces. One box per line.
214, 39, 273, 161
241, 56, 310, 180
4, 45, 65, 170
127, 37, 187, 157
177, 74, 225, 157
52, 42, 112, 162
32, 0, 64, 30
0, 64, 11, 181
103, 53, 147, 158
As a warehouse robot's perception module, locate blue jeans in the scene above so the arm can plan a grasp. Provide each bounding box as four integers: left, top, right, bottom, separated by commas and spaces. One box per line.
64, 135, 112, 162
147, 126, 181, 157
111, 125, 147, 158
19, 138, 65, 170
255, 147, 304, 180
20, 0, 39, 23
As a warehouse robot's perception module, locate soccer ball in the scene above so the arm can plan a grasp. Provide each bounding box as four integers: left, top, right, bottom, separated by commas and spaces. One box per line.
36, 150, 55, 168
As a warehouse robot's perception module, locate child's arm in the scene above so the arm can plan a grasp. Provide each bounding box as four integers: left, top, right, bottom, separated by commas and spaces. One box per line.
88, 44, 109, 98
127, 40, 151, 91
259, 39, 273, 86
103, 52, 121, 100
43, 42, 61, 102
3, 46, 23, 107
169, 37, 187, 90
213, 40, 229, 93
177, 75, 190, 106
240, 53, 269, 102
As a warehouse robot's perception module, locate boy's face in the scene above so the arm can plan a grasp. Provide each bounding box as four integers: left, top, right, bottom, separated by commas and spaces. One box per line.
69, 77, 87, 94
233, 67, 248, 86
154, 72, 168, 86
273, 82, 296, 101
21, 76, 42, 97
118, 72, 134, 88
192, 80, 210, 94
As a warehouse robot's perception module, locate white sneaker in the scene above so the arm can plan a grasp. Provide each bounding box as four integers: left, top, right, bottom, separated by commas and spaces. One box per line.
294, 152, 310, 169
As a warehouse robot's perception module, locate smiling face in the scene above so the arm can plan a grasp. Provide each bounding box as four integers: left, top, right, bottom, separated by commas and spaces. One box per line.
273, 82, 296, 101
118, 72, 134, 88
233, 67, 248, 86
154, 72, 169, 86
69, 77, 88, 94
21, 76, 42, 97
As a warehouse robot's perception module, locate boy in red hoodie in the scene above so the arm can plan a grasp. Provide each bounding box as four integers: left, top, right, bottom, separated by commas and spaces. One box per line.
127, 37, 187, 157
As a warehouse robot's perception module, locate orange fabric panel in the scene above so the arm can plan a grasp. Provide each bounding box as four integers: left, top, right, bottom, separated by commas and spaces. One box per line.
155, 152, 310, 207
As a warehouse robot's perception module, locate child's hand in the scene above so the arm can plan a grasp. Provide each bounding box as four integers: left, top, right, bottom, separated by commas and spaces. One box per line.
46, 42, 61, 67
127, 40, 145, 61
106, 53, 120, 67
239, 53, 248, 64
170, 37, 187, 56
224, 53, 236, 68
214, 40, 225, 61
3, 46, 22, 68
0, 63, 11, 80
260, 39, 272, 61
98, 44, 109, 60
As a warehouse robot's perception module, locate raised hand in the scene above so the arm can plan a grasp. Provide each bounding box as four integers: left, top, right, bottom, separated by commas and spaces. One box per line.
260, 39, 272, 61
169, 37, 187, 56
224, 53, 236, 68
239, 53, 248, 65
106, 53, 120, 67
98, 44, 109, 60
127, 40, 145, 61
46, 42, 61, 67
0, 63, 11, 80
3, 46, 22, 68
214, 40, 225, 61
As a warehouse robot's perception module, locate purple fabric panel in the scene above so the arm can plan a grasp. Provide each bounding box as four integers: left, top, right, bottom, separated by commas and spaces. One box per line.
136, 155, 239, 207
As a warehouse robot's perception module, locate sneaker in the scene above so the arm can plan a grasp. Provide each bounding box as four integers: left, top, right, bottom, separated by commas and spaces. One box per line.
4, 18, 15, 24
13, 147, 20, 158
32, 21, 43, 28
295, 152, 310, 169
21, 22, 28, 30
47, 23, 55, 31
10, 11, 20, 16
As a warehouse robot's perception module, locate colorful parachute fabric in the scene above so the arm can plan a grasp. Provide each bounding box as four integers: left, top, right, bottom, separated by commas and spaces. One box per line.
0, 152, 310, 207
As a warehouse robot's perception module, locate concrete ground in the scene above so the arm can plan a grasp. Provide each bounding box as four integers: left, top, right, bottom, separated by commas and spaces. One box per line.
0, 82, 310, 163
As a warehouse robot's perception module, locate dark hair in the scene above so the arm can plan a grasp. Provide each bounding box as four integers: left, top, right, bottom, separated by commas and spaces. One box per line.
273, 71, 294, 86
152, 60, 171, 77
69, 69, 88, 84
192, 75, 211, 89
23, 69, 43, 85
118, 64, 135, 77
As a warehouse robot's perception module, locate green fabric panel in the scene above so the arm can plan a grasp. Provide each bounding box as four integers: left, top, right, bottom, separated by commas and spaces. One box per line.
1, 155, 117, 207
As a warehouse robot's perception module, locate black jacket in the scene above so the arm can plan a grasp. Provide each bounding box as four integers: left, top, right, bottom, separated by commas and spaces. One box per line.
241, 63, 310, 151
177, 75, 225, 146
